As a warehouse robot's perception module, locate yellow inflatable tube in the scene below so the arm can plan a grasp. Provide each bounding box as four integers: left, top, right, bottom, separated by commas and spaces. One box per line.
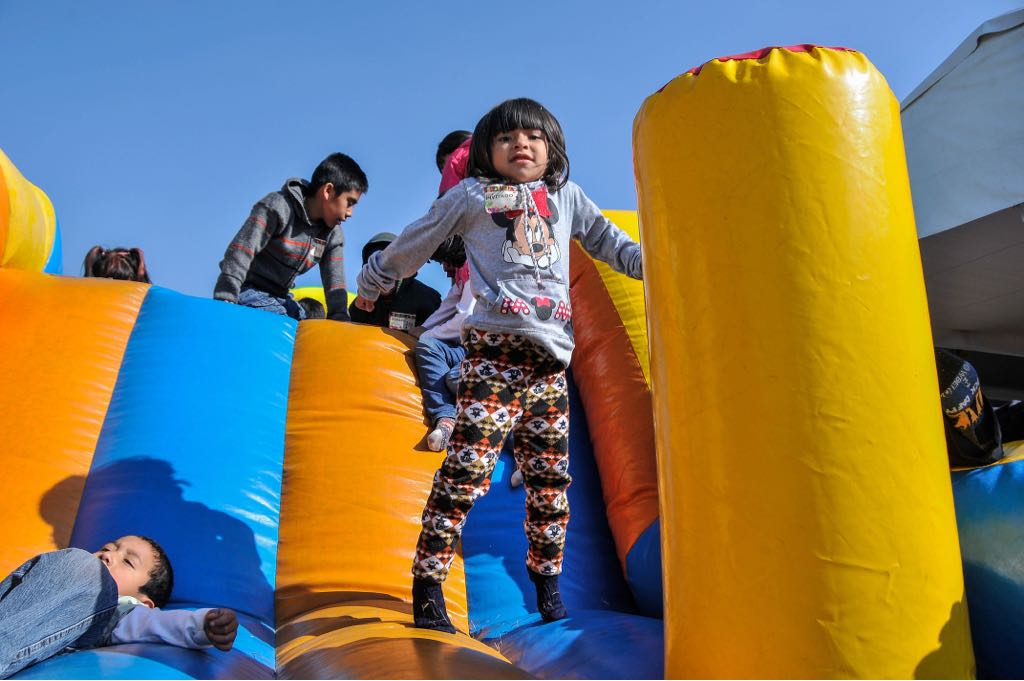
0, 147, 56, 271
291, 285, 356, 312
276, 322, 525, 678
634, 46, 973, 677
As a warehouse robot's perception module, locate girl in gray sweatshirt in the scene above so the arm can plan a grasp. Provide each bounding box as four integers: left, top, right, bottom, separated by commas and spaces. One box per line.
354, 98, 642, 633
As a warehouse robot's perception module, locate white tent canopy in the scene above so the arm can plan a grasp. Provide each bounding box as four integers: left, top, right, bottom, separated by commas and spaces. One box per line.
902, 9, 1024, 360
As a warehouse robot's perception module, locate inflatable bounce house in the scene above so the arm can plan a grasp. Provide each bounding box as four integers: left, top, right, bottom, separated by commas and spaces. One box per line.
1, 43, 1021, 679
900, 10, 1024, 680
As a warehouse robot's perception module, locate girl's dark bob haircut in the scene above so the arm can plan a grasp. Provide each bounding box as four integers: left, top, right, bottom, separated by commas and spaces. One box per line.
467, 98, 569, 191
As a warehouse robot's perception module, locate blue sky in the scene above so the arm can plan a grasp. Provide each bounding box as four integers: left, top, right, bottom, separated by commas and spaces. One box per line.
1, 0, 1020, 297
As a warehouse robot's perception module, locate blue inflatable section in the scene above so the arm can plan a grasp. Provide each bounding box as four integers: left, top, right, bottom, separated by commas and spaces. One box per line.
14, 622, 274, 680
31, 287, 297, 679
461, 373, 662, 678
625, 519, 663, 617
491, 611, 664, 680
6, 286, 665, 679
43, 219, 62, 274
951, 448, 1024, 680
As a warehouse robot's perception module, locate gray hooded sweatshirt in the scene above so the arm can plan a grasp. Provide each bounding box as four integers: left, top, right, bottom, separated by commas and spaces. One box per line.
357, 177, 642, 367
214, 179, 349, 320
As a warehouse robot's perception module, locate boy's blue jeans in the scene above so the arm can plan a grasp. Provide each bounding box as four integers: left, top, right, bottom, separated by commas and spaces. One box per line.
0, 548, 118, 679
414, 336, 466, 425
238, 287, 306, 321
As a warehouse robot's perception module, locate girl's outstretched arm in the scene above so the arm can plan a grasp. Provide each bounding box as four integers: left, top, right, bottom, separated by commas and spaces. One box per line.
356, 184, 468, 302
569, 184, 643, 280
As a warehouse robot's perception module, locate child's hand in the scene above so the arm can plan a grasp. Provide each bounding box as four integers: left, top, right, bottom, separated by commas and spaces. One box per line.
353, 295, 375, 312
204, 608, 238, 651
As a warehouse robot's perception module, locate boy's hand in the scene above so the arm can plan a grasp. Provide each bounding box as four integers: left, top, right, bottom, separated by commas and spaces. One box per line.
410, 326, 426, 339
353, 295, 375, 312
204, 608, 238, 651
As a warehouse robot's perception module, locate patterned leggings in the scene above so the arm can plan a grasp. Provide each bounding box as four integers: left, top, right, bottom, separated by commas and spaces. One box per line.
413, 328, 572, 582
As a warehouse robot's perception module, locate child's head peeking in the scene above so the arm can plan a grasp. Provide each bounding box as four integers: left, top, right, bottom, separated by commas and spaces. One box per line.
436, 130, 471, 173
468, 98, 569, 190
94, 535, 174, 608
83, 246, 151, 283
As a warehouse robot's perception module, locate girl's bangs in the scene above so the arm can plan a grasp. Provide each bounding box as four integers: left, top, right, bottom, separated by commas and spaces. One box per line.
492, 102, 553, 136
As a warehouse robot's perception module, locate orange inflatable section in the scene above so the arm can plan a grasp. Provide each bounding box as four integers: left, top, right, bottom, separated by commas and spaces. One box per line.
275, 321, 524, 678
0, 161, 9, 261
569, 241, 658, 564
0, 270, 147, 574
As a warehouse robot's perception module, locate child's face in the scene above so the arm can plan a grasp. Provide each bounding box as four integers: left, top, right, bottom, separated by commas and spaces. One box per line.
491, 128, 549, 184
94, 535, 157, 607
319, 185, 361, 227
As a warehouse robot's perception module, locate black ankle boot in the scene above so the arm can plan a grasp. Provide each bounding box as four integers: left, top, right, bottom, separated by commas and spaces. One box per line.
412, 578, 457, 633
529, 570, 568, 622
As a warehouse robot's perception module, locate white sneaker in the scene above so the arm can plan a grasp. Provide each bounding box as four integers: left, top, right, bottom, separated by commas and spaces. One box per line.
427, 418, 455, 452
510, 468, 524, 488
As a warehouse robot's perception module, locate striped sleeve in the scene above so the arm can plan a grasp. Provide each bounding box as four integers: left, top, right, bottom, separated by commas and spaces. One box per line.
213, 198, 281, 302
320, 227, 349, 321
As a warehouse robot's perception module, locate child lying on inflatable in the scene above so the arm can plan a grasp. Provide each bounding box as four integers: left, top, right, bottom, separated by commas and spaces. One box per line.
0, 535, 237, 679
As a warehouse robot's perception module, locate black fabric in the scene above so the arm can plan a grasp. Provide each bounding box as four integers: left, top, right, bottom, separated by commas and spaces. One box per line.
528, 570, 567, 622
936, 349, 1004, 467
360, 233, 397, 264
411, 578, 456, 633
349, 278, 441, 328
997, 401, 1024, 444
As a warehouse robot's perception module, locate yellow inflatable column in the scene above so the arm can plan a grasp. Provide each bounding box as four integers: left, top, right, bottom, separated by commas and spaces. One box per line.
0, 148, 56, 271
634, 46, 973, 678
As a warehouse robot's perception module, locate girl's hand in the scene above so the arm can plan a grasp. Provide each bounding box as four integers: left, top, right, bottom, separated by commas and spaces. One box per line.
353, 295, 375, 312
204, 608, 238, 651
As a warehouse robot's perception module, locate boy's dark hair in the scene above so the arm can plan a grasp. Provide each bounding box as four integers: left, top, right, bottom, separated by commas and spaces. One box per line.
308, 152, 368, 197
83, 246, 151, 283
436, 130, 472, 172
138, 535, 174, 608
430, 235, 467, 268
298, 297, 326, 320
467, 98, 569, 191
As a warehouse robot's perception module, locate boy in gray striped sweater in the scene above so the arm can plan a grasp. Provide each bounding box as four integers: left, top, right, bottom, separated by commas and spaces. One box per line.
214, 153, 367, 321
